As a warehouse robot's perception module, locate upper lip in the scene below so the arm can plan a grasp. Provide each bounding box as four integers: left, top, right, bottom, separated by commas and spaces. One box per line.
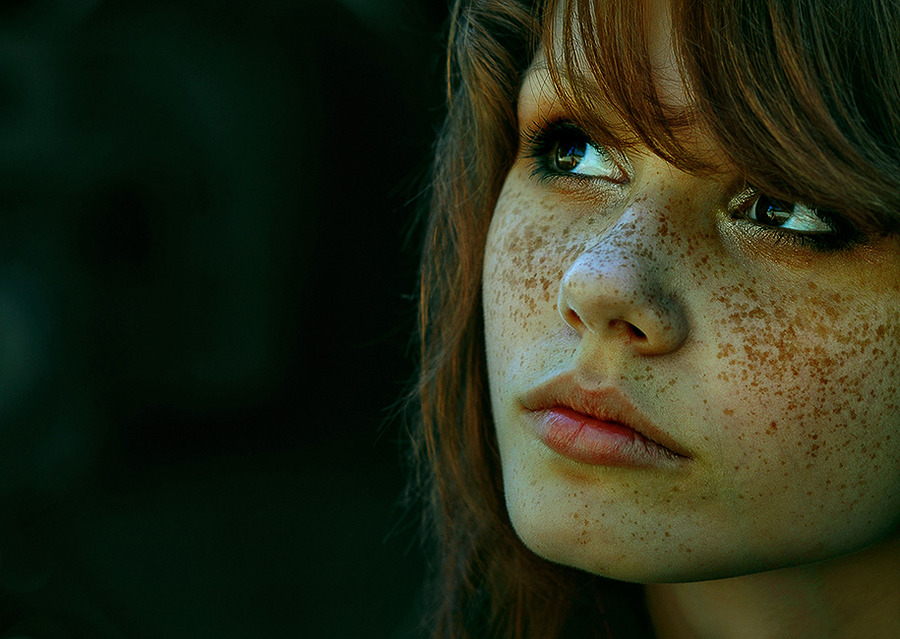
520, 372, 691, 459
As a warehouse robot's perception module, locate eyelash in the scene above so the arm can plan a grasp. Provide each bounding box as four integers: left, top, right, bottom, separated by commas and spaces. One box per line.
728, 189, 862, 253
521, 119, 865, 253
521, 119, 624, 185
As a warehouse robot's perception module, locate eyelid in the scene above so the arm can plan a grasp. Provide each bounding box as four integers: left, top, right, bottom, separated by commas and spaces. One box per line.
726, 186, 863, 252
727, 186, 760, 213
726, 185, 761, 214
521, 118, 630, 184
727, 186, 820, 223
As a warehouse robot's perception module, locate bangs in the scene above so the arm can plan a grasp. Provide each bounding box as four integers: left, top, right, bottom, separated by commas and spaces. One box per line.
541, 0, 704, 170
539, 0, 900, 233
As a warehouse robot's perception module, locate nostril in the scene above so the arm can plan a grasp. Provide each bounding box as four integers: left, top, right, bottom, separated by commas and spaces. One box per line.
564, 307, 584, 330
609, 319, 646, 340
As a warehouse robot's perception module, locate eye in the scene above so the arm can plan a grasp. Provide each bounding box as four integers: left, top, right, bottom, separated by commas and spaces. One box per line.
730, 190, 861, 251
524, 122, 627, 184
549, 129, 618, 177
740, 194, 834, 234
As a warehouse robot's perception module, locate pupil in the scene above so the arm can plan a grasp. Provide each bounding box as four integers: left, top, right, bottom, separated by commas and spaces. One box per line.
757, 195, 792, 225
555, 139, 586, 171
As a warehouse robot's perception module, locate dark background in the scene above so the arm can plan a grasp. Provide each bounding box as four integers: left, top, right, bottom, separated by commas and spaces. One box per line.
0, 0, 448, 636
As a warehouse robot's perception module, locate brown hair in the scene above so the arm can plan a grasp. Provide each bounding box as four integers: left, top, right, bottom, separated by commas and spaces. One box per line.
409, 1, 900, 637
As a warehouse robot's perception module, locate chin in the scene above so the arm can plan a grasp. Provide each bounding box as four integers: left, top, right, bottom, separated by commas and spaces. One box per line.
515, 527, 784, 584
507, 499, 889, 585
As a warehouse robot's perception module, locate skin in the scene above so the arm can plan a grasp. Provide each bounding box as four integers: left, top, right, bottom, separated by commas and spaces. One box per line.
481, 4, 900, 637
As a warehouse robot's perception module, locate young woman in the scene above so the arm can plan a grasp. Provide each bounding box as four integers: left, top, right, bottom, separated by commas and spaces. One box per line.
410, 0, 900, 637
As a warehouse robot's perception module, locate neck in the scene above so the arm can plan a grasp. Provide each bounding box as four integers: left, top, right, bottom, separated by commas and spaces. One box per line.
644, 533, 900, 639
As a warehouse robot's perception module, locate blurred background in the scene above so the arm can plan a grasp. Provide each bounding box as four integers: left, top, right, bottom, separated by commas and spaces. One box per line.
0, 0, 448, 636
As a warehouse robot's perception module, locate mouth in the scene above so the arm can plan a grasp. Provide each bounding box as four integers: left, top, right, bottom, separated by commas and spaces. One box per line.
521, 374, 690, 468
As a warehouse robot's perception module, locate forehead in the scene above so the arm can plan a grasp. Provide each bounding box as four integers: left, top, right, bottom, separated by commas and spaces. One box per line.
536, 0, 690, 109
518, 47, 726, 171
524, 0, 900, 231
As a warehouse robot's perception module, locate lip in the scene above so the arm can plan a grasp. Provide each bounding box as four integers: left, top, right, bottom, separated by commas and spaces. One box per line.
520, 373, 690, 468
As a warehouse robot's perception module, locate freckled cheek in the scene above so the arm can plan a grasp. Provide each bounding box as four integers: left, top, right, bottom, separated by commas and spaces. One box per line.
706, 299, 900, 501
484, 210, 579, 337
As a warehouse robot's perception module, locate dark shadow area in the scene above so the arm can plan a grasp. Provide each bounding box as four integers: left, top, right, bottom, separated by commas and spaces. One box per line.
0, 0, 447, 636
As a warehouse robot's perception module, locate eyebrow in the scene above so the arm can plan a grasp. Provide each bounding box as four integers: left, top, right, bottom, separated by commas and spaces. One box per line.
521, 49, 586, 95
519, 50, 610, 113
517, 54, 616, 129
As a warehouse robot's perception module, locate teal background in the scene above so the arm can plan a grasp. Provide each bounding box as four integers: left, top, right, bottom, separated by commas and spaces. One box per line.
0, 0, 446, 636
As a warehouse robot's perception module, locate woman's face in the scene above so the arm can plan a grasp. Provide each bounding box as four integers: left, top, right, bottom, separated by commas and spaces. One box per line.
482, 40, 900, 581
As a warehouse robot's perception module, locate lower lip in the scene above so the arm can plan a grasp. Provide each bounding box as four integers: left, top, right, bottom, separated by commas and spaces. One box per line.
530, 407, 681, 468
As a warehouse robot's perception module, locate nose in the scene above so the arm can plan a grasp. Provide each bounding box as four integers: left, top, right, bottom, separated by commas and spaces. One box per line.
557, 225, 689, 356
